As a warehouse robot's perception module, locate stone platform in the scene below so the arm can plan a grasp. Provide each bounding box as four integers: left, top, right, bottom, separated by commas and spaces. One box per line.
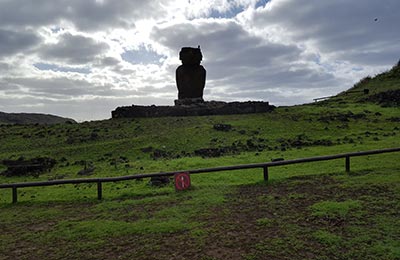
111, 101, 275, 118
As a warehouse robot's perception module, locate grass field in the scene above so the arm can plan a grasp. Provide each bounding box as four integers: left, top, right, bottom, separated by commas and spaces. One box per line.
0, 65, 399, 259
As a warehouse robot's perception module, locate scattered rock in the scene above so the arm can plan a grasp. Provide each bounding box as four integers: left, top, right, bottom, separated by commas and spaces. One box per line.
48, 174, 66, 181
77, 166, 95, 176
73, 160, 86, 166
313, 139, 333, 146
387, 117, 400, 122
149, 176, 170, 186
141, 146, 153, 153
194, 147, 238, 158
119, 156, 129, 163
90, 132, 99, 140
1, 157, 56, 177
318, 112, 366, 123
213, 124, 232, 131
365, 89, 400, 107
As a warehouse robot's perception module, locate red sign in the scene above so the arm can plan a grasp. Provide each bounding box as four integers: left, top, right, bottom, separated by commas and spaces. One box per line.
174, 172, 191, 191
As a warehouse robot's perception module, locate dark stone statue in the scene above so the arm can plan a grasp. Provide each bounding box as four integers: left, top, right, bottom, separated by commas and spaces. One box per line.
176, 46, 206, 100
111, 45, 275, 119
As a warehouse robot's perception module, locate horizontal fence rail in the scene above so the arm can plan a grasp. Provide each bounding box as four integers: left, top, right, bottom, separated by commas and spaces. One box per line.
1, 147, 399, 203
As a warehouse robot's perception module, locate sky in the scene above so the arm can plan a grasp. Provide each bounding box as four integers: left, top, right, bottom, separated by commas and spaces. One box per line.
0, 0, 399, 121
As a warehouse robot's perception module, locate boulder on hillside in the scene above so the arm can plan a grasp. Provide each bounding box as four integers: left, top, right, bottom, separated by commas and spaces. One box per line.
365, 89, 400, 107
1, 157, 56, 177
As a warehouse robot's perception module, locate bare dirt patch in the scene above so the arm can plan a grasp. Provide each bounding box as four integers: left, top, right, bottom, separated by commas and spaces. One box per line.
84, 173, 399, 260
1, 172, 398, 260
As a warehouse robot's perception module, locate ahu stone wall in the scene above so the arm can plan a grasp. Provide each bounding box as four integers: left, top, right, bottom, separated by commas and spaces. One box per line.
111, 101, 275, 119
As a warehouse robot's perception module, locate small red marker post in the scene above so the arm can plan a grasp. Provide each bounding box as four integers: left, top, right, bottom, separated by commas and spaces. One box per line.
174, 172, 191, 191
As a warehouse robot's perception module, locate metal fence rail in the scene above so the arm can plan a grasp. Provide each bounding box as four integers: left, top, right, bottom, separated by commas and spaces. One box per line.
1, 147, 399, 203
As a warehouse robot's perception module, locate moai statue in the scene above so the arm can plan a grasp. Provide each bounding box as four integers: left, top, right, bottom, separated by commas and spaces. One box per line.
175, 46, 206, 103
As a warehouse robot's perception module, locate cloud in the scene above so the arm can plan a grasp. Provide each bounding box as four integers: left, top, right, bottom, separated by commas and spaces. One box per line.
249, 0, 400, 66
3, 77, 109, 98
0, 29, 41, 57
165, 0, 262, 19
152, 18, 339, 103
39, 33, 109, 64
0, 95, 125, 121
0, 0, 165, 31
152, 19, 302, 69
97, 57, 121, 67
0, 86, 174, 121
0, 0, 399, 120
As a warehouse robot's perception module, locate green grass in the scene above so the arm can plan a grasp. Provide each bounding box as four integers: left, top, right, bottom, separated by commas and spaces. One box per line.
0, 70, 399, 259
313, 230, 342, 245
255, 217, 274, 227
310, 200, 362, 219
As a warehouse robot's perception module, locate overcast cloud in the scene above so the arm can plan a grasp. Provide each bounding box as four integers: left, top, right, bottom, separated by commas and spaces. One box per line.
0, 0, 399, 121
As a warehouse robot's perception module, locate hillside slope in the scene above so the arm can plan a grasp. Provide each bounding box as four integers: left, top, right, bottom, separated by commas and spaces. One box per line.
331, 61, 400, 106
0, 111, 76, 125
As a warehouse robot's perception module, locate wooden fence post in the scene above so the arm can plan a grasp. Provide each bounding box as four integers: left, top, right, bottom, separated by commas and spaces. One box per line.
97, 181, 102, 200
12, 186, 18, 204
263, 166, 269, 181
345, 156, 350, 172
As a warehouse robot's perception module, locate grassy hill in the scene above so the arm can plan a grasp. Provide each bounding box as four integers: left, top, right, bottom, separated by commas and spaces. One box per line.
0, 111, 76, 125
327, 61, 400, 106
0, 66, 399, 259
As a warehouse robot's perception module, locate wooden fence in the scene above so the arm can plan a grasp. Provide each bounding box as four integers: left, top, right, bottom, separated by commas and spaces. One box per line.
1, 147, 399, 203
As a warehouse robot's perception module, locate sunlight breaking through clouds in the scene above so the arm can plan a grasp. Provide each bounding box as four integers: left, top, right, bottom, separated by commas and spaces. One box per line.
0, 0, 399, 120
